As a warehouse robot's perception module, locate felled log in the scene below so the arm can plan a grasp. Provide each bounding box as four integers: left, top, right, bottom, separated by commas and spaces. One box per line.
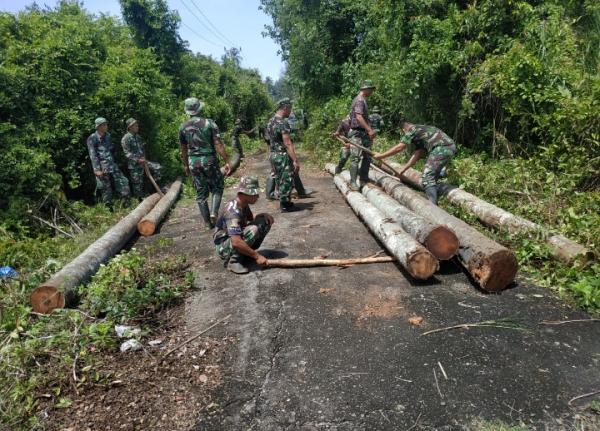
325, 165, 438, 279
30, 193, 162, 313
338, 170, 459, 260
369, 169, 517, 291
138, 179, 182, 236
221, 150, 241, 176
266, 256, 395, 267
392, 163, 592, 264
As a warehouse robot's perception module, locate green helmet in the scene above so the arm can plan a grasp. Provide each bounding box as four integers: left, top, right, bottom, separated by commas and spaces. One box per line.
95, 117, 108, 129
184, 97, 204, 115
276, 97, 292, 110
125, 118, 137, 129
372, 106, 380, 113
360, 80, 376, 90
238, 176, 260, 196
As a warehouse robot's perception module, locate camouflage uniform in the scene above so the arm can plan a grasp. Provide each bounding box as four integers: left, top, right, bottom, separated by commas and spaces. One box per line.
231, 122, 244, 158
121, 130, 162, 197
266, 114, 294, 204
349, 92, 372, 188
369, 107, 384, 134
335, 117, 352, 174
86, 126, 130, 206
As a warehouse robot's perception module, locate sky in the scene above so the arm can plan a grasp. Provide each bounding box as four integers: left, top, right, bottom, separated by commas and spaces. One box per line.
0, 0, 285, 80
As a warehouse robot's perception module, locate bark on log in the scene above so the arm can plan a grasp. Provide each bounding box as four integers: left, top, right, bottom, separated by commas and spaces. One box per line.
335, 169, 459, 260
30, 193, 162, 313
392, 163, 592, 264
325, 165, 438, 279
221, 150, 241, 176
369, 169, 517, 292
266, 256, 395, 267
138, 179, 182, 236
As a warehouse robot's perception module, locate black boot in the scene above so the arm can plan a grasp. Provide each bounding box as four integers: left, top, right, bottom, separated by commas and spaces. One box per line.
266, 176, 277, 200
280, 201, 300, 213
294, 172, 314, 197
210, 192, 222, 225
425, 186, 438, 205
197, 201, 214, 229
349, 163, 360, 191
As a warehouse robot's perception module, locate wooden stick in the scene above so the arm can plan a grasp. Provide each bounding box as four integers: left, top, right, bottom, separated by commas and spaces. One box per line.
144, 161, 164, 197
568, 390, 600, 406
334, 135, 405, 179
265, 256, 395, 268
160, 314, 231, 363
31, 215, 74, 238
539, 319, 600, 326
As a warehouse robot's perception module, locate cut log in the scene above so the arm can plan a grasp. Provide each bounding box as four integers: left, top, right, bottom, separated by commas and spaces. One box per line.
332, 169, 459, 260
266, 256, 395, 267
392, 163, 592, 264
369, 169, 517, 291
30, 193, 162, 313
138, 179, 182, 236
325, 165, 438, 279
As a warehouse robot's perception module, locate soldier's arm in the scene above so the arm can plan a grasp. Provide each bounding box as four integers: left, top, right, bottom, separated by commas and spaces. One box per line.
374, 141, 407, 160
179, 129, 191, 176
398, 149, 424, 175
86, 137, 103, 176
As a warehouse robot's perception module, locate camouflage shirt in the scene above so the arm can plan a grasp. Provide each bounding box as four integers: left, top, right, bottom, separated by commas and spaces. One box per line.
86, 131, 116, 173
337, 117, 351, 137
213, 198, 254, 244
400, 124, 455, 153
121, 132, 145, 161
266, 114, 291, 153
232, 124, 243, 137
179, 116, 221, 156
349, 93, 369, 130
369, 113, 384, 133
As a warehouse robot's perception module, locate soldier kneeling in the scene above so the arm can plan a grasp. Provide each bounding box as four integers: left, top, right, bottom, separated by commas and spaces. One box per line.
213, 176, 274, 274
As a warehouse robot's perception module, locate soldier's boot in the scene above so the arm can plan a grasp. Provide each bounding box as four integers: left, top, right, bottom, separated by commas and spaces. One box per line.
280, 201, 300, 213
227, 252, 249, 274
210, 192, 223, 225
334, 159, 346, 174
425, 186, 438, 206
294, 172, 313, 198
197, 201, 214, 229
266, 176, 277, 200
349, 163, 360, 191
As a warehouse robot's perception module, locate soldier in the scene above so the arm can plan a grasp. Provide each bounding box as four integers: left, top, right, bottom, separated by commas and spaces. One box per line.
373, 120, 456, 205
369, 106, 384, 134
348, 80, 377, 190
86, 117, 130, 208
213, 176, 274, 274
266, 98, 301, 212
121, 118, 162, 197
231, 118, 254, 160
179, 97, 231, 228
332, 116, 351, 174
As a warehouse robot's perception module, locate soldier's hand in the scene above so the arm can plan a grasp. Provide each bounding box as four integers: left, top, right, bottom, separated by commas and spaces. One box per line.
138, 157, 146, 165
373, 153, 383, 160
344, 143, 350, 149
367, 128, 376, 140
293, 161, 300, 172
223, 163, 231, 176
184, 166, 191, 177
255, 253, 268, 266
94, 170, 104, 177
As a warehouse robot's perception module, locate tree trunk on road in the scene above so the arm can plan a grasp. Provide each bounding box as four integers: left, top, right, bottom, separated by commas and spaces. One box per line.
369, 169, 517, 292
138, 179, 182, 236
393, 164, 592, 264
325, 165, 438, 279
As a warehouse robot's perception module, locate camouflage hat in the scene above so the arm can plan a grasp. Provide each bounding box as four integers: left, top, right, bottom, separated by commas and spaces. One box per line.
125, 118, 138, 129
276, 98, 292, 109
184, 97, 204, 115
360, 80, 376, 90
237, 176, 260, 196
235, 118, 241, 125
372, 106, 380, 113
94, 117, 108, 129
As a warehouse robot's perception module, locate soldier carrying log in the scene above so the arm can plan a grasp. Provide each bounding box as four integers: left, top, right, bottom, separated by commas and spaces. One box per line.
121, 118, 162, 198
373, 119, 456, 205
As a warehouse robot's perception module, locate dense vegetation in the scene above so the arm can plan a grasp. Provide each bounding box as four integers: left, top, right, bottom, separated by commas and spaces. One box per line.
260, 0, 599, 310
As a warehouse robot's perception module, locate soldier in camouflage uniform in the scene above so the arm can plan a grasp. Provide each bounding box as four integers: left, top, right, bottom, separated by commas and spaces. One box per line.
374, 120, 456, 205
213, 176, 274, 274
266, 98, 301, 212
369, 106, 384, 134
121, 118, 162, 197
231, 118, 255, 159
333, 116, 351, 174
348, 80, 377, 190
86, 117, 130, 208
179, 98, 231, 228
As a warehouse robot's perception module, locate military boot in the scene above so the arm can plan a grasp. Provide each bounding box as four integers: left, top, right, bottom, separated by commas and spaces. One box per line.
425, 186, 438, 206
210, 192, 223, 225
280, 201, 300, 213
197, 201, 214, 229
294, 172, 314, 198
266, 176, 277, 200
227, 252, 249, 274
349, 163, 360, 191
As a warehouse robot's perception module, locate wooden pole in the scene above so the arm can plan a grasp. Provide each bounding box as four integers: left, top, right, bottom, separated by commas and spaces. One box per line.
30, 193, 162, 313
334, 135, 404, 179
266, 256, 395, 267
325, 165, 438, 279
369, 169, 518, 292
393, 164, 592, 264
138, 179, 182, 236
143, 162, 164, 197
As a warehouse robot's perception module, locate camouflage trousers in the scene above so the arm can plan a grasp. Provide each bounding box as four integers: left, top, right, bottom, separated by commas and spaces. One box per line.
270, 151, 293, 203
215, 215, 272, 259
128, 160, 162, 197
232, 136, 244, 158
422, 144, 456, 189
95, 167, 130, 206
336, 145, 351, 172
189, 154, 224, 204
349, 131, 373, 182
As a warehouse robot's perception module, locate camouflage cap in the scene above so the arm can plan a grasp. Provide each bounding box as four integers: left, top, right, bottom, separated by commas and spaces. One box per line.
238, 176, 260, 196
276, 98, 292, 109
126, 118, 138, 129
372, 106, 380, 113
95, 117, 108, 128
360, 80, 376, 90
184, 97, 204, 115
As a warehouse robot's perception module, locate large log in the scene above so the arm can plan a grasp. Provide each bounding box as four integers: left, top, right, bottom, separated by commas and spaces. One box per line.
369, 169, 517, 291
30, 193, 162, 313
138, 179, 182, 236
392, 163, 592, 264
327, 164, 459, 260
325, 165, 438, 279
